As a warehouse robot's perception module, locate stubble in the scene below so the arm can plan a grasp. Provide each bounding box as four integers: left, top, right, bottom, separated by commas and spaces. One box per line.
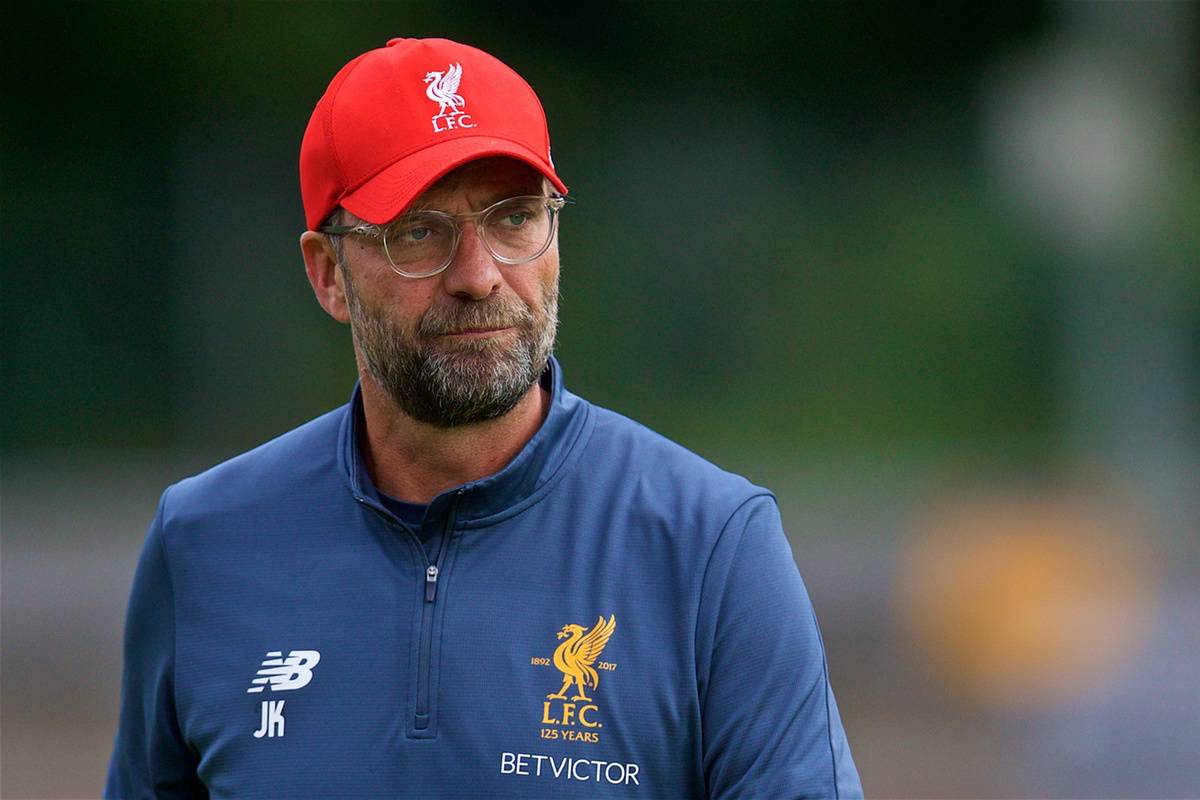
343, 266, 558, 427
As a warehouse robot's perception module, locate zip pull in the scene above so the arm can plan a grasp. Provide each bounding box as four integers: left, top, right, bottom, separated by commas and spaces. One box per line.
424, 565, 439, 603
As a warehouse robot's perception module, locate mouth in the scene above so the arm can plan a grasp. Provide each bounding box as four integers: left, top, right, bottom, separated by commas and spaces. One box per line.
439, 326, 515, 339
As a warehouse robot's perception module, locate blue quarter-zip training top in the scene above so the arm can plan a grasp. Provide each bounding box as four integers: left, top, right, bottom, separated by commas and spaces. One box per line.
107, 357, 862, 799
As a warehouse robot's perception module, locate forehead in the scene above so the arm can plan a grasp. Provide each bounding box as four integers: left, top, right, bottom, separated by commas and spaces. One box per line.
409, 157, 547, 211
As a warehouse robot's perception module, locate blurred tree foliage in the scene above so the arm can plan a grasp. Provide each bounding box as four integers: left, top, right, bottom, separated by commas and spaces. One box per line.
4, 1, 1073, 455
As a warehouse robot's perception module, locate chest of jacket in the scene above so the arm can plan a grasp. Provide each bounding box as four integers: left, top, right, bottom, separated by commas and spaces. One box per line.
170, 493, 709, 797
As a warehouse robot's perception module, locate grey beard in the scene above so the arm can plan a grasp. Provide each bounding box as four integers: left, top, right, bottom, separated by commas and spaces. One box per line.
344, 271, 558, 428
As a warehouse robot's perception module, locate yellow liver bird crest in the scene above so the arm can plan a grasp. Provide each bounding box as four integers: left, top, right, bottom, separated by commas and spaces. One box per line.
547, 615, 616, 702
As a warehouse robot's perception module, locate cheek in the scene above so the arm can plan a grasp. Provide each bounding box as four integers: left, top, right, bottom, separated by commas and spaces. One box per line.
350, 281, 429, 336
357, 269, 436, 314
524, 254, 560, 308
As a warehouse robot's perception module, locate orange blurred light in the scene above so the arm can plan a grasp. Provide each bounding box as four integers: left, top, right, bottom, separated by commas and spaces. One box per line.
894, 483, 1158, 711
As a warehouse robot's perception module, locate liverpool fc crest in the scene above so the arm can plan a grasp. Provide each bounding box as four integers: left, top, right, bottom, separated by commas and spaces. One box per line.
531, 614, 617, 743
547, 615, 616, 702
423, 63, 476, 132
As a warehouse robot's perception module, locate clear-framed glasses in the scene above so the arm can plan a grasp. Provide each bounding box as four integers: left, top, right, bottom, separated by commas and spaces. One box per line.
321, 194, 569, 278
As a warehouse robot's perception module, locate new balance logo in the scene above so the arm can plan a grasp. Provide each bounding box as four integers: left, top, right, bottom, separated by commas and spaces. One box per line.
246, 650, 321, 693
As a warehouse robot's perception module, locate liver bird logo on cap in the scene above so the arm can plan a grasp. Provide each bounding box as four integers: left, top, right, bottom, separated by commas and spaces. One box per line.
547, 615, 616, 702
424, 63, 466, 119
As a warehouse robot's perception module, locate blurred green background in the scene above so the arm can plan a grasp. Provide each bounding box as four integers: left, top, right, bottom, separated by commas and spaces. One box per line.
3, 2, 1198, 797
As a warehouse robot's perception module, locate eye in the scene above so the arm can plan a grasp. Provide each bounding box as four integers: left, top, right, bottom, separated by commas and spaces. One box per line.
492, 200, 543, 228
387, 215, 446, 246
398, 226, 433, 242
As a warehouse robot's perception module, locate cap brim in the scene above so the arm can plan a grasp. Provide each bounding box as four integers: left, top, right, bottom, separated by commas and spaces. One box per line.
338, 136, 567, 225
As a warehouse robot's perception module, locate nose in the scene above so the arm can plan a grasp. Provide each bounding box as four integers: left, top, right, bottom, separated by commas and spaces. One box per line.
440, 222, 502, 300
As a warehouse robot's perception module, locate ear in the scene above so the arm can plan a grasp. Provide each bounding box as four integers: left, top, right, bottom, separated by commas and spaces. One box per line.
300, 231, 350, 324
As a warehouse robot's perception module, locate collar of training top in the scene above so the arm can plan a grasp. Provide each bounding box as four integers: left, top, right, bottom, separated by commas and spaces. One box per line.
336, 355, 594, 526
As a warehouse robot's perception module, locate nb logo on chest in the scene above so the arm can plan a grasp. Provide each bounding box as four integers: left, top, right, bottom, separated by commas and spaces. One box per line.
246, 649, 320, 739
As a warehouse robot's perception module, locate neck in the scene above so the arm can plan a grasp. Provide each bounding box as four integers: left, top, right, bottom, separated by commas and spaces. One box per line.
356, 369, 550, 505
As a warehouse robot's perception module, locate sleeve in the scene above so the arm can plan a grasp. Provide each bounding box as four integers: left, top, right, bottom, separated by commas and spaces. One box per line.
696, 495, 863, 800
106, 491, 207, 799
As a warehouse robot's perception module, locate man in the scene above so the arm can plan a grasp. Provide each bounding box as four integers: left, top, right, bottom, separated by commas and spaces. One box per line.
107, 37, 862, 798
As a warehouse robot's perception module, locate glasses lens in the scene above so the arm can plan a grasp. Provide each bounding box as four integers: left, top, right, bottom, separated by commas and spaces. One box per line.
382, 213, 456, 276
482, 197, 555, 262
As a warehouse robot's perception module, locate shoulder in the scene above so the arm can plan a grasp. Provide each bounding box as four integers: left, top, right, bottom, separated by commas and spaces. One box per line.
575, 397, 773, 524
159, 404, 347, 529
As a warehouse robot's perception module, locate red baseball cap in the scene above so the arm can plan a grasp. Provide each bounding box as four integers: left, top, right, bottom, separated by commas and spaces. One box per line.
300, 37, 567, 231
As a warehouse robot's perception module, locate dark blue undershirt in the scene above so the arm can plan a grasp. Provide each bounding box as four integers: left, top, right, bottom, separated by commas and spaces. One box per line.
377, 492, 438, 563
